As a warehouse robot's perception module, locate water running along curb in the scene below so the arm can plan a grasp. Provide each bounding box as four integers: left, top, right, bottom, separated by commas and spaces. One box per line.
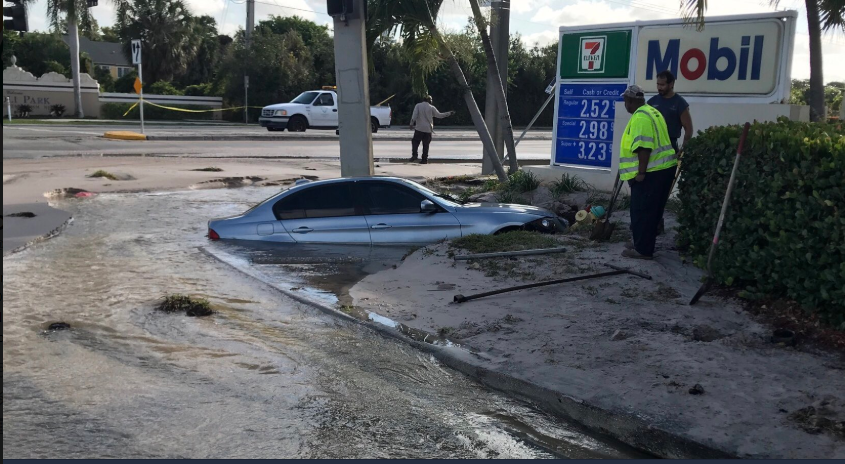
2, 215, 73, 257
200, 246, 735, 459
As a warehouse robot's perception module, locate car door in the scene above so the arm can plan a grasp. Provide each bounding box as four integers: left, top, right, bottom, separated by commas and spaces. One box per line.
311, 93, 337, 127
272, 183, 371, 244
358, 181, 462, 244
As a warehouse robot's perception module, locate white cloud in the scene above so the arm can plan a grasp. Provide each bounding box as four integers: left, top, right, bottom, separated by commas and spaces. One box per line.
512, 0, 538, 15
184, 0, 227, 17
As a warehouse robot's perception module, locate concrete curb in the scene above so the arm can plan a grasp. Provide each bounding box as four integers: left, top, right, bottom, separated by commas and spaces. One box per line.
145, 134, 553, 142
2, 216, 73, 257
104, 131, 148, 141
201, 246, 736, 459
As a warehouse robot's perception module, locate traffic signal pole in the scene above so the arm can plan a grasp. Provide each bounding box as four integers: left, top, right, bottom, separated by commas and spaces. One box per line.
328, 0, 374, 177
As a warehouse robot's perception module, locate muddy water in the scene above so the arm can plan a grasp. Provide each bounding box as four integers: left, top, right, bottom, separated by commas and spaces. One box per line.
3, 188, 642, 459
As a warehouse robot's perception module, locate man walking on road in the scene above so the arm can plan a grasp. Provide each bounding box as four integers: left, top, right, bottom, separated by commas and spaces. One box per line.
619, 85, 679, 260
648, 70, 693, 153
410, 95, 454, 164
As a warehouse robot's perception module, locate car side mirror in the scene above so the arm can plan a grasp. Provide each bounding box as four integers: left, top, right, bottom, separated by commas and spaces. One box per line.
421, 199, 438, 214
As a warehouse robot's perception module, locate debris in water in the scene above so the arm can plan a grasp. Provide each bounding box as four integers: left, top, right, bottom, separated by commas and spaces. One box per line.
6, 212, 36, 218
45, 188, 97, 199
46, 322, 71, 331
689, 384, 705, 395
156, 295, 213, 317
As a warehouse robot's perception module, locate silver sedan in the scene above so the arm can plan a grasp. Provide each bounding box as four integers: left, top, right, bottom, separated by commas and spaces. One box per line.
208, 177, 565, 245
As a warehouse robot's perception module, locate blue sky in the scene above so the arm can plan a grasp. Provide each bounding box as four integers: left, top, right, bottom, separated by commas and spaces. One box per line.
24, 0, 845, 81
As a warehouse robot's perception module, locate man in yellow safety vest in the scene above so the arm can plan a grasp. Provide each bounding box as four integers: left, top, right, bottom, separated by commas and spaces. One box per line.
618, 84, 679, 260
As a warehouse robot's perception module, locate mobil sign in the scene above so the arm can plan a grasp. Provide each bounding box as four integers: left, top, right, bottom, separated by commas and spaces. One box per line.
635, 19, 786, 95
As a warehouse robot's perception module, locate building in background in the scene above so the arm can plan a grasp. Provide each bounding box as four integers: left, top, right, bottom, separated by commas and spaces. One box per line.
62, 36, 132, 79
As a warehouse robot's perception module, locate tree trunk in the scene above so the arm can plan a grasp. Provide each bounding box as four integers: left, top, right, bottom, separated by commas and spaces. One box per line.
805, 0, 825, 122
469, 0, 519, 173
432, 29, 508, 182
68, 18, 84, 119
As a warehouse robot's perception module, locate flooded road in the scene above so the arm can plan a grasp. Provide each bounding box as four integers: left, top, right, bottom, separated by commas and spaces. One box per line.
3, 188, 643, 458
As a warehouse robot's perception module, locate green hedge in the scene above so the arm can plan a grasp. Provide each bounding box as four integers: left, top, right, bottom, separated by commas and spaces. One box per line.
100, 102, 220, 121
677, 118, 845, 326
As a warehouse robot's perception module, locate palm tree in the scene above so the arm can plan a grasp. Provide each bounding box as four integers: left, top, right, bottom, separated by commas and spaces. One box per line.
681, 0, 845, 122
368, 0, 509, 181
46, 0, 96, 118
468, 0, 519, 173
115, 0, 197, 84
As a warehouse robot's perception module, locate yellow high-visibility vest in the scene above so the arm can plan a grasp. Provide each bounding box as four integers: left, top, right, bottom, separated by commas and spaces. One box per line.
619, 104, 678, 181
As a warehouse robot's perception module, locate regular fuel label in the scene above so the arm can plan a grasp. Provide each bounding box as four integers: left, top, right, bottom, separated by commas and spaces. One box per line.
554, 83, 626, 168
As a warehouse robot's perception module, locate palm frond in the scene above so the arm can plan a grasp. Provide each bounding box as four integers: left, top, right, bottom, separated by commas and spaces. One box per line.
679, 0, 708, 31
819, 0, 845, 32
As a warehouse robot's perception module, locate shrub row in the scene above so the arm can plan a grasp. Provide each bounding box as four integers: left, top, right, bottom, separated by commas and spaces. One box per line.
676, 118, 844, 326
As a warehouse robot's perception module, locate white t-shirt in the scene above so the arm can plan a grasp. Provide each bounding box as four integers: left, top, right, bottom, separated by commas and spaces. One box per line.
410, 102, 450, 133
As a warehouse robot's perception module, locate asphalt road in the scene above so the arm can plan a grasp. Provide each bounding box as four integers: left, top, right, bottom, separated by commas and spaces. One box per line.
2, 124, 553, 162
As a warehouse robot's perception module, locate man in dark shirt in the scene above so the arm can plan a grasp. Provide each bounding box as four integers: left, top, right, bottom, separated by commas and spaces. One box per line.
647, 70, 693, 152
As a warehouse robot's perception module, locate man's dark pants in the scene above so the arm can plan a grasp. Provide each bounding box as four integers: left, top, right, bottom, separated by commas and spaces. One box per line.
412, 130, 432, 160
629, 165, 677, 256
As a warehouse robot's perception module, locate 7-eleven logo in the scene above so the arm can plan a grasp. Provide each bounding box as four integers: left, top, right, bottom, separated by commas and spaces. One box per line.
579, 36, 606, 73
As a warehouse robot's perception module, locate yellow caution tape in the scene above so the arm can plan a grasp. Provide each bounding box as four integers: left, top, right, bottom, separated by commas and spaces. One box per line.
121, 98, 264, 117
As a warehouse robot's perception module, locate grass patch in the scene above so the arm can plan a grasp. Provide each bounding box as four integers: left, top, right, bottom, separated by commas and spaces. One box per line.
156, 294, 213, 317
550, 173, 587, 197
88, 170, 119, 181
495, 189, 530, 205
451, 231, 560, 254
482, 178, 503, 192
192, 167, 224, 172
505, 170, 540, 193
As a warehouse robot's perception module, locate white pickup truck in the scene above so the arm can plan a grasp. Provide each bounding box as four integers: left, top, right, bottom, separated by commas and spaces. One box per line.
259, 88, 392, 133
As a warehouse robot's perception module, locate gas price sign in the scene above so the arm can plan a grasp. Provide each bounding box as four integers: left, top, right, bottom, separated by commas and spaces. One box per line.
554, 83, 626, 168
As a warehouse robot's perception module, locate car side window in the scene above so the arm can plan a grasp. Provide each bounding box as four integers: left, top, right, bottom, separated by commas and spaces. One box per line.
361, 182, 427, 215
273, 184, 356, 219
314, 93, 334, 107
273, 192, 306, 220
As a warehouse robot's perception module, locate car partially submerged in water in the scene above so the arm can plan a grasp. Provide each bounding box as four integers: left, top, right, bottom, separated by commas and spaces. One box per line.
208, 177, 566, 245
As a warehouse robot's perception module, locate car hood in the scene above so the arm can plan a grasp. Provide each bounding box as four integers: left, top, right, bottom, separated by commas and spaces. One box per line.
453, 202, 554, 217
263, 103, 306, 111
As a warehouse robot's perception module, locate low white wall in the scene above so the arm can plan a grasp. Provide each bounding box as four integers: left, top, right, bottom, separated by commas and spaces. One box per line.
526, 103, 809, 193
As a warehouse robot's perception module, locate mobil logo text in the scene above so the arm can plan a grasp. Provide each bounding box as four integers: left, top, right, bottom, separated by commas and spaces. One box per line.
635, 20, 783, 95
646, 35, 764, 82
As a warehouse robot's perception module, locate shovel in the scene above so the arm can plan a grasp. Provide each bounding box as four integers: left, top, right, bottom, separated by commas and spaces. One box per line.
689, 122, 750, 306
590, 174, 623, 241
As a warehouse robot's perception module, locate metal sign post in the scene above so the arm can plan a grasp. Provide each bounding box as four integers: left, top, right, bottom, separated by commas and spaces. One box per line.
131, 39, 144, 134
244, 75, 249, 124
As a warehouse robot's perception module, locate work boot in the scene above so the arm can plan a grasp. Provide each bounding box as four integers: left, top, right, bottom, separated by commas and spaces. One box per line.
622, 248, 653, 260
410, 156, 418, 162
419, 159, 428, 165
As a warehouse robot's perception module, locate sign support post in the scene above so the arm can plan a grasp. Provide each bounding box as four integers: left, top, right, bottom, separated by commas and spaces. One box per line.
131, 39, 144, 134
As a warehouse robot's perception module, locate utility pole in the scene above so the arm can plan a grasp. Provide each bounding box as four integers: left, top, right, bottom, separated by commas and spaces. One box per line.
327, 0, 374, 177
244, 0, 255, 124
482, 0, 510, 175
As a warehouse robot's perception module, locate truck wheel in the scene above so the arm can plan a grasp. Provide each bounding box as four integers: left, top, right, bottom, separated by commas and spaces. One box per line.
370, 117, 379, 134
288, 115, 307, 132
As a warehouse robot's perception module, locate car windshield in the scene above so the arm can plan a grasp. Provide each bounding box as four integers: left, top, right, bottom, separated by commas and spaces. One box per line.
401, 179, 463, 207
291, 92, 320, 104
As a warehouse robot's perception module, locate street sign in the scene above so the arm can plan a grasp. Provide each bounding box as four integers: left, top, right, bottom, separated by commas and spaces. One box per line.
554, 83, 626, 168
131, 39, 142, 65
133, 77, 142, 94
